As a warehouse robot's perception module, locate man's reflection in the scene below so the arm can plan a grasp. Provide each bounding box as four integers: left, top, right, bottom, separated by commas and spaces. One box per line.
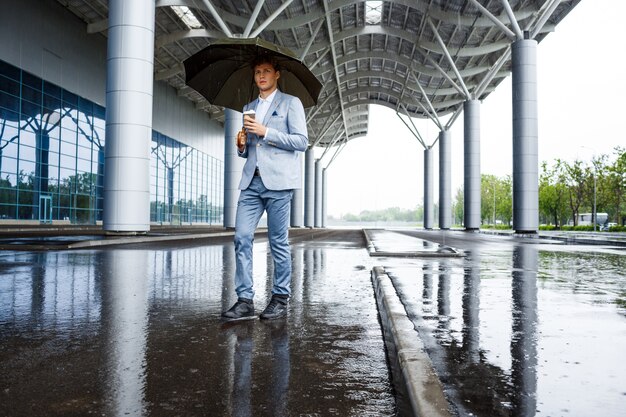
225, 321, 254, 417
223, 319, 291, 417
266, 319, 290, 417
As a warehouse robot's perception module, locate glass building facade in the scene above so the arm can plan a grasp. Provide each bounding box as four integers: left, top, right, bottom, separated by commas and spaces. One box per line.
0, 59, 222, 225
150, 132, 223, 225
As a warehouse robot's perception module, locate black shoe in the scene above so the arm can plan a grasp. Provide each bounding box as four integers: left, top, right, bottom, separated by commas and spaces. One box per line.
221, 299, 255, 321
260, 296, 288, 320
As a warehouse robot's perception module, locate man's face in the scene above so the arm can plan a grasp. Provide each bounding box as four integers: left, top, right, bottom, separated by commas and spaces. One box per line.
254, 62, 280, 94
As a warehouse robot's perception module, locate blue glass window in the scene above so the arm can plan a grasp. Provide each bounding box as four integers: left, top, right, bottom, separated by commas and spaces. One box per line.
0, 58, 223, 224
0, 60, 19, 82
0, 76, 20, 97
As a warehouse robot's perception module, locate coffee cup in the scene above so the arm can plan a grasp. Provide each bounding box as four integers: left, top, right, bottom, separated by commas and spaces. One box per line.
243, 109, 255, 122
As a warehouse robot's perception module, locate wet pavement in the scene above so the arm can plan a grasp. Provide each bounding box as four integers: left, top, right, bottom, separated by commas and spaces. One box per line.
0, 229, 394, 416
371, 229, 626, 417
1, 227, 625, 416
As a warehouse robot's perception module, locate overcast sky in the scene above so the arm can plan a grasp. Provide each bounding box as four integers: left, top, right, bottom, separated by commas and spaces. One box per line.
322, 0, 626, 217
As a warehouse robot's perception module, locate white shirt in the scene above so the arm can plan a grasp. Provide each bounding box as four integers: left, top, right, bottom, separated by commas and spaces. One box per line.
255, 89, 277, 127
252, 89, 277, 168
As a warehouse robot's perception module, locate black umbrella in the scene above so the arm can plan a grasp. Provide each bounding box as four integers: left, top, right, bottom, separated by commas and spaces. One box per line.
183, 37, 322, 111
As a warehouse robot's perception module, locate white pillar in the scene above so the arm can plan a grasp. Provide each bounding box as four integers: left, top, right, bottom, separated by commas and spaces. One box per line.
103, 0, 155, 232
439, 130, 451, 229
304, 148, 315, 227
512, 37, 539, 233
464, 99, 481, 230
321, 168, 327, 228
223, 109, 244, 228
290, 154, 304, 227
314, 159, 322, 227
423, 148, 434, 230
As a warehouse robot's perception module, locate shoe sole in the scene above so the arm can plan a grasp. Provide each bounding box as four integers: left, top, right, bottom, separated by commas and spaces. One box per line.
221, 315, 257, 322
259, 313, 287, 320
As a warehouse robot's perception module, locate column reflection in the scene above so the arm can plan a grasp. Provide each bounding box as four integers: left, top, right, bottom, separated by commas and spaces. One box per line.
290, 248, 304, 324
222, 245, 236, 311
99, 250, 150, 417
511, 244, 539, 415
29, 253, 47, 327
422, 260, 434, 318
462, 253, 481, 361
437, 260, 451, 332
302, 247, 315, 309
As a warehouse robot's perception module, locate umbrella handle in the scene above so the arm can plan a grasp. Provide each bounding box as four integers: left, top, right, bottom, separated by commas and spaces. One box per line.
236, 128, 247, 149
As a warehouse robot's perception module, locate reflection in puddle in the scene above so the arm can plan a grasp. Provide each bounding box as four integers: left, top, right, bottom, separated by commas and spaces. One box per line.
100, 251, 149, 417
388, 240, 626, 416
0, 235, 394, 416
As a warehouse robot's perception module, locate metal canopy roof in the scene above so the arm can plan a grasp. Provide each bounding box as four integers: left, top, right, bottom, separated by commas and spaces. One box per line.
58, 0, 580, 148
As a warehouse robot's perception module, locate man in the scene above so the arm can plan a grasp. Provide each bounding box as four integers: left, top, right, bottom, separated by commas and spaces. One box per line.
222, 55, 308, 321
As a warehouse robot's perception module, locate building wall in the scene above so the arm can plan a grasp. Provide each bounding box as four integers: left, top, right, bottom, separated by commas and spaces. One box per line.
0, 0, 107, 107
152, 82, 223, 157
0, 0, 223, 159
0, 0, 225, 224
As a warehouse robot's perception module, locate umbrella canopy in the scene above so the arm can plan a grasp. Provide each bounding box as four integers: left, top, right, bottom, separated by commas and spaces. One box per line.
183, 37, 322, 111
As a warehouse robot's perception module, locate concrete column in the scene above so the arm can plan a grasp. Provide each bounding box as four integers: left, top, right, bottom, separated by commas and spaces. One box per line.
512, 37, 539, 233
223, 109, 243, 228
423, 148, 434, 230
464, 99, 481, 230
103, 0, 156, 232
438, 130, 451, 229
314, 159, 322, 227
321, 168, 327, 228
291, 188, 303, 227
290, 154, 304, 227
304, 148, 315, 227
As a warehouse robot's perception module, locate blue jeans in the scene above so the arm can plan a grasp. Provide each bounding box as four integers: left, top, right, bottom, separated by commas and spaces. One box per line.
234, 176, 293, 300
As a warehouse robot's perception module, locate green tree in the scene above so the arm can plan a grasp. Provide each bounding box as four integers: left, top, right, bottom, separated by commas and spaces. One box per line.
480, 174, 512, 226
453, 187, 463, 226
498, 175, 513, 226
481, 174, 498, 224
539, 160, 568, 226
606, 147, 626, 225
563, 159, 586, 225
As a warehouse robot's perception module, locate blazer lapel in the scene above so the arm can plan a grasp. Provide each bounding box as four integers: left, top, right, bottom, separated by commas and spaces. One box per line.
263, 90, 283, 125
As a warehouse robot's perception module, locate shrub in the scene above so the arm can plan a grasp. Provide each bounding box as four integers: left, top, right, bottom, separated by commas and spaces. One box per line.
539, 225, 557, 231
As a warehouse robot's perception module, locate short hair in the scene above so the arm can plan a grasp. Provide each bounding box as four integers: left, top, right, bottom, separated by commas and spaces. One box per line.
250, 54, 281, 72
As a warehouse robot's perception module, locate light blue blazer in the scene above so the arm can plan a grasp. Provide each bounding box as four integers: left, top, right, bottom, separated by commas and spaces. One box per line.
238, 90, 308, 191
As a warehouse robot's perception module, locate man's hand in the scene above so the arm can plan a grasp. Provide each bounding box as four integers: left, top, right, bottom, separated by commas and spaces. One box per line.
243, 115, 268, 137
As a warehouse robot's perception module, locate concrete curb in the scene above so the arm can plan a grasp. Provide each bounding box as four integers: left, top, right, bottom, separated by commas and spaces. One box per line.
479, 229, 626, 246
371, 266, 453, 417
0, 231, 238, 251
364, 229, 465, 258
